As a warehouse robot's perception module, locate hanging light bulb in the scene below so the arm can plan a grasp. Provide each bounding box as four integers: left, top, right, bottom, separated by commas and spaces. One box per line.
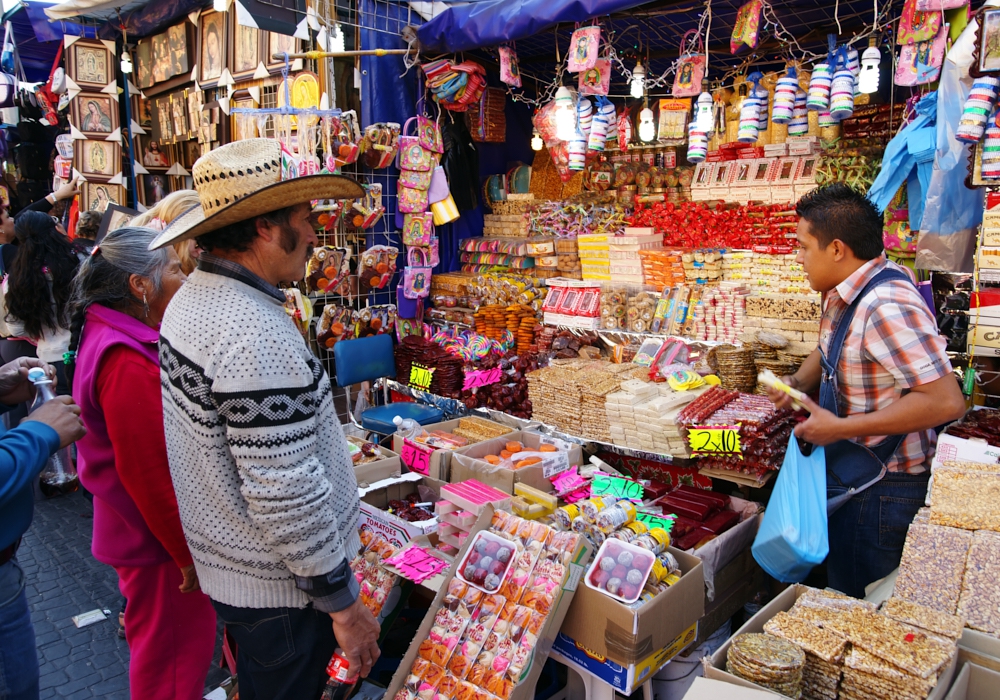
531, 129, 543, 151
695, 91, 714, 132
630, 61, 646, 99
638, 103, 655, 143
120, 52, 133, 74
554, 86, 576, 141
858, 38, 881, 94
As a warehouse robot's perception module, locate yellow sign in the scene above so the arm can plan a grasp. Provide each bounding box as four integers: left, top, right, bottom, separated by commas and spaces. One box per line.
408, 363, 434, 390
687, 426, 742, 456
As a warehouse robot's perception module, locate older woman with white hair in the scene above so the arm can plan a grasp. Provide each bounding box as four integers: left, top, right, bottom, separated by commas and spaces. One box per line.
66, 227, 215, 700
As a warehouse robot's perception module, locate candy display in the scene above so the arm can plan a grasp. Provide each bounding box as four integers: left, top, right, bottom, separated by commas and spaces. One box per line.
395, 335, 466, 397
352, 531, 401, 618
629, 202, 796, 249
458, 531, 519, 592
726, 633, 805, 697
526, 197, 627, 239
722, 247, 811, 295
586, 538, 656, 603
347, 436, 392, 465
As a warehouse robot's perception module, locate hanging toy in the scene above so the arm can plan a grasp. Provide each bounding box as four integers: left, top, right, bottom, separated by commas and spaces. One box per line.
737, 73, 764, 142
788, 89, 808, 136
588, 97, 610, 151
771, 67, 798, 124
829, 47, 856, 121
957, 77, 1000, 143
807, 63, 832, 111
687, 120, 708, 163
602, 100, 618, 142
617, 110, 631, 151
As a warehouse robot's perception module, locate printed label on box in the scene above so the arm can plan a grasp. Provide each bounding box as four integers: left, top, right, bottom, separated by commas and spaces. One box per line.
564, 562, 584, 592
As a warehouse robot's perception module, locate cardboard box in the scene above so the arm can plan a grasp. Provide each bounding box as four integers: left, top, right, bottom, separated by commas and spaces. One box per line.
355, 459, 444, 547
959, 629, 1000, 675
450, 431, 584, 495
683, 676, 777, 699
383, 506, 593, 700
697, 557, 763, 644
550, 623, 698, 695
943, 663, 1000, 700
704, 585, 958, 700
932, 433, 1000, 470
391, 418, 516, 481
560, 547, 705, 665
686, 496, 762, 601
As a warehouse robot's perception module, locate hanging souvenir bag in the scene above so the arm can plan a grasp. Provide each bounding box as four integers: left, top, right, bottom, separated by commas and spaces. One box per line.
567, 26, 601, 73
398, 118, 434, 171
417, 106, 444, 154
402, 212, 433, 246
883, 185, 918, 256
499, 45, 522, 87
673, 30, 706, 98
403, 246, 432, 299
897, 0, 942, 44
895, 22, 948, 86
398, 183, 430, 213
1, 22, 15, 75
731, 0, 764, 54
400, 169, 432, 190
579, 58, 611, 96
361, 122, 400, 169
915, 0, 967, 10
428, 236, 440, 267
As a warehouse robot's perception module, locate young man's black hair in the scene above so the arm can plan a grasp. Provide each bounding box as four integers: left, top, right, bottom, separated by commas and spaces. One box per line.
794, 183, 885, 261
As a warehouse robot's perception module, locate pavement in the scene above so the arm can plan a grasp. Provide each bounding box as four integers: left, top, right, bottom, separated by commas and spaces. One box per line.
19, 488, 230, 699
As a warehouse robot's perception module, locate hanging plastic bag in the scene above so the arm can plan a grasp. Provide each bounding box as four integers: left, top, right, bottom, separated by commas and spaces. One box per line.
751, 434, 829, 583
673, 30, 706, 97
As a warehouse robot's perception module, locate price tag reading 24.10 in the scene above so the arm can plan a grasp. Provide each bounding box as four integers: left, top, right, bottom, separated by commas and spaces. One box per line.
687, 425, 742, 457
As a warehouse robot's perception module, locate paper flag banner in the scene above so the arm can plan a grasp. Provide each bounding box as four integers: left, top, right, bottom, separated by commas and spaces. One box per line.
235, 1, 258, 29
72, 168, 86, 182
292, 58, 303, 71
166, 163, 190, 176
319, 92, 329, 110
218, 69, 235, 87
316, 27, 328, 51
253, 63, 269, 80
130, 119, 146, 135
136, 202, 148, 213
247, 85, 260, 103
63, 35, 80, 48
191, 66, 198, 82
189, 10, 200, 25
104, 127, 121, 143
307, 6, 320, 31
294, 18, 310, 40
219, 99, 231, 116
108, 172, 123, 185
69, 125, 86, 140
101, 40, 116, 54
132, 161, 149, 175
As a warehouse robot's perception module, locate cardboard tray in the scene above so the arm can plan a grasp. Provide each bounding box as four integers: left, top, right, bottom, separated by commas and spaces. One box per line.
392, 418, 517, 481
383, 506, 594, 700
560, 547, 705, 666
355, 459, 446, 547
684, 496, 762, 602
704, 584, 959, 699
944, 663, 1000, 700
450, 431, 584, 495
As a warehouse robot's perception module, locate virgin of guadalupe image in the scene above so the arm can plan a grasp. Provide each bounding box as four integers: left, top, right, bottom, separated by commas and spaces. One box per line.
82, 100, 112, 132
90, 186, 116, 212
574, 35, 592, 63
678, 62, 694, 89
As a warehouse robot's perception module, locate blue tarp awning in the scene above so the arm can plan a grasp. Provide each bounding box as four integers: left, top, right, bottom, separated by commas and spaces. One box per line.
417, 0, 651, 53
3, 1, 97, 82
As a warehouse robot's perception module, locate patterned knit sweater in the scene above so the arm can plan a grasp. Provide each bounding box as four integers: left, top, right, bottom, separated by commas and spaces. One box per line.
159, 268, 361, 610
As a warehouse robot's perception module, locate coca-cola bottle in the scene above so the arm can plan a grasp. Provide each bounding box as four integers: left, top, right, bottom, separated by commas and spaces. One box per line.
320, 648, 358, 700
29, 368, 79, 497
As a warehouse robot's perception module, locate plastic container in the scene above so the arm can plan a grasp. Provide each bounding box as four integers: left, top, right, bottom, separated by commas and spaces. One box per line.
30, 368, 78, 497
585, 538, 656, 604
456, 530, 519, 593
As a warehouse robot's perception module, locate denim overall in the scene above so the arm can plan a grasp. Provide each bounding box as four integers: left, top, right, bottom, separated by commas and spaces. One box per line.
818, 268, 930, 598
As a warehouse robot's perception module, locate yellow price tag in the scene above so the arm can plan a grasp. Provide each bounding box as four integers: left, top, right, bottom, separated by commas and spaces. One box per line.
408, 363, 434, 390
687, 426, 742, 456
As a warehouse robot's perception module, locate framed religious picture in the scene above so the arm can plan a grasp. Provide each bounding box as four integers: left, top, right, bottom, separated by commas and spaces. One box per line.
69, 42, 111, 89
153, 95, 174, 144
143, 172, 170, 206
72, 93, 117, 136
232, 96, 257, 140
166, 23, 190, 81
199, 10, 228, 87
974, 8, 1000, 76
81, 180, 124, 214
183, 139, 201, 168
96, 203, 139, 244
231, 15, 261, 81
170, 91, 189, 141
139, 135, 170, 168
135, 95, 153, 127
152, 31, 172, 83
136, 40, 154, 89
78, 139, 119, 178
265, 31, 299, 71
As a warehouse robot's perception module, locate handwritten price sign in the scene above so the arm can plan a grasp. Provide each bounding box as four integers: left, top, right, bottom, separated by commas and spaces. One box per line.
409, 363, 435, 390
591, 474, 645, 502
462, 367, 503, 391
687, 426, 742, 456
400, 439, 434, 476
636, 510, 677, 533
385, 545, 449, 584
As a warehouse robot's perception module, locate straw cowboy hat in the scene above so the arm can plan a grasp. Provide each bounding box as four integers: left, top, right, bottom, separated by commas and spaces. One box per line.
149, 138, 364, 250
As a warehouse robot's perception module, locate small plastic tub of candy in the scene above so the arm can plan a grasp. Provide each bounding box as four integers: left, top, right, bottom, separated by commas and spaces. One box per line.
456, 530, 520, 593
586, 538, 656, 604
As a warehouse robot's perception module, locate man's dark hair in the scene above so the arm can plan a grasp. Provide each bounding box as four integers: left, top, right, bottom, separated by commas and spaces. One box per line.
196, 206, 296, 253
795, 183, 884, 261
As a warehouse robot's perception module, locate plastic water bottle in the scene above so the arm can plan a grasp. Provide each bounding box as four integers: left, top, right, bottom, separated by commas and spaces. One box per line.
29, 368, 79, 497
392, 415, 422, 440
320, 648, 358, 700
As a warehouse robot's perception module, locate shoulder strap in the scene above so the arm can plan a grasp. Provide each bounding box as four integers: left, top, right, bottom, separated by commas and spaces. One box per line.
826, 267, 913, 371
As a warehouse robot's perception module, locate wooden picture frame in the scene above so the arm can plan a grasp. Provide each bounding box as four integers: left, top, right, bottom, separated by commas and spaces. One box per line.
139, 135, 171, 169
170, 91, 190, 142
231, 95, 257, 140
143, 172, 171, 207
199, 10, 228, 88
81, 180, 124, 214
974, 8, 1000, 77
77, 139, 120, 178
153, 95, 175, 145
136, 39, 154, 89
72, 93, 117, 136
69, 41, 111, 89
135, 94, 153, 128
96, 203, 139, 244
231, 14, 261, 81
166, 23, 191, 82
265, 31, 299, 72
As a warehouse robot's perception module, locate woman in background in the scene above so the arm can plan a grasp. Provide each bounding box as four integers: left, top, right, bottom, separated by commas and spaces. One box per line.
131, 189, 201, 275
68, 227, 214, 700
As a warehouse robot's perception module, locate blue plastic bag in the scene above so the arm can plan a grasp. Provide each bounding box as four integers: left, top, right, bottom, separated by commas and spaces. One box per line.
752, 435, 829, 583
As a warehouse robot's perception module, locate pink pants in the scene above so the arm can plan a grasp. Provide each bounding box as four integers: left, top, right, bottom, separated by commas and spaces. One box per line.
115, 561, 217, 700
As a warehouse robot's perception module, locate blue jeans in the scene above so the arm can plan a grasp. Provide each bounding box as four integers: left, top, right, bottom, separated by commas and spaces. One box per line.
0, 559, 39, 700
212, 601, 338, 700
827, 470, 930, 598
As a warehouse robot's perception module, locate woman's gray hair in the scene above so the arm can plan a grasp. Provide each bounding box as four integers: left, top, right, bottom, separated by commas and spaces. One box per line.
66, 227, 173, 382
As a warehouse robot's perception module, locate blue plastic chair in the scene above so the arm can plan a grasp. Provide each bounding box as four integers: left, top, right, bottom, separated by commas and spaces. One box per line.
333, 334, 443, 435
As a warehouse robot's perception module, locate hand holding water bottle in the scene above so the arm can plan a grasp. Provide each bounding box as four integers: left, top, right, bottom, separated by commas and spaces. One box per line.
24, 367, 84, 496
24, 396, 85, 448
0, 357, 56, 406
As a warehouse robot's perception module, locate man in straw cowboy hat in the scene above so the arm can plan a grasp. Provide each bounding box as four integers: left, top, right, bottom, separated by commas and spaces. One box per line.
149, 138, 379, 698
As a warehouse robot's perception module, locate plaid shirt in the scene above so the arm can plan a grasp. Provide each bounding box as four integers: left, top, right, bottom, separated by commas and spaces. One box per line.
820, 256, 953, 474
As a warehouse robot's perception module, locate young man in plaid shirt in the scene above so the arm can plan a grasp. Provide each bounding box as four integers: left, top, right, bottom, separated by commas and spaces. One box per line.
767, 184, 967, 597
